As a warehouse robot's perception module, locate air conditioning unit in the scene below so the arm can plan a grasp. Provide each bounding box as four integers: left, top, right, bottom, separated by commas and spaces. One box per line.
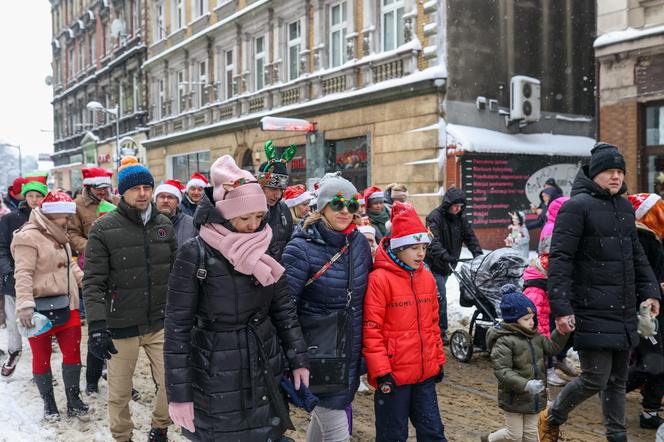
510, 75, 541, 123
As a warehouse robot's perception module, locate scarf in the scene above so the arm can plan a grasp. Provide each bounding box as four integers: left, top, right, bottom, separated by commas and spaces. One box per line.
368, 207, 390, 235
31, 209, 70, 245
198, 222, 284, 286
387, 246, 415, 271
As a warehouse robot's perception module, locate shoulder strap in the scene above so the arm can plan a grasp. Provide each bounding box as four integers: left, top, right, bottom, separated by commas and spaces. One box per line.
305, 242, 349, 287
195, 236, 207, 281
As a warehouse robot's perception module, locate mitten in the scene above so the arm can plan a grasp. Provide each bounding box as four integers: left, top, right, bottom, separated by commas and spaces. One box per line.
169, 402, 195, 433
524, 380, 545, 394
376, 373, 396, 395
88, 330, 118, 360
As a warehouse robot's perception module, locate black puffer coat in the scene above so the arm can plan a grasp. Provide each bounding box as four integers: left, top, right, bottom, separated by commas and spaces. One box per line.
164, 196, 308, 442
425, 187, 483, 276
0, 202, 31, 296
267, 200, 293, 262
548, 166, 660, 351
283, 220, 372, 410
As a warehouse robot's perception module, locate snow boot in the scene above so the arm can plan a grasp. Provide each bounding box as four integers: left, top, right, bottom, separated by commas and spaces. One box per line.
538, 408, 560, 442
1, 350, 21, 377
62, 363, 90, 418
34, 372, 61, 422
147, 427, 168, 442
640, 411, 664, 429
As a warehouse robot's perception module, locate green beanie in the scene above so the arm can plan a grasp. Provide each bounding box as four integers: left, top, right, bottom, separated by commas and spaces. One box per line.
96, 200, 117, 218
21, 181, 48, 196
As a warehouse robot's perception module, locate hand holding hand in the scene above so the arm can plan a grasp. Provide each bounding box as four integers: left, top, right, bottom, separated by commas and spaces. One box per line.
292, 367, 310, 390
524, 380, 545, 394
555, 315, 575, 335
169, 402, 195, 433
18, 308, 34, 329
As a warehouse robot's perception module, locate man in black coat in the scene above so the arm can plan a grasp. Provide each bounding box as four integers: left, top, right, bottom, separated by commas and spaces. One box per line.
257, 157, 293, 262
540, 143, 661, 442
425, 187, 482, 342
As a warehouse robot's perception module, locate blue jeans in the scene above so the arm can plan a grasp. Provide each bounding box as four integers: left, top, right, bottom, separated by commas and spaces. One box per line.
433, 273, 448, 334
374, 377, 447, 442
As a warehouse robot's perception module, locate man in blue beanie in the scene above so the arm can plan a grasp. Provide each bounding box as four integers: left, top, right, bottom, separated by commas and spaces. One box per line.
84, 157, 177, 442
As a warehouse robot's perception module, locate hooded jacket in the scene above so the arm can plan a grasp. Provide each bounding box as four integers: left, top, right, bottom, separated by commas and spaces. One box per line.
164, 195, 308, 441
0, 201, 32, 297
548, 166, 660, 350
170, 210, 196, 247
526, 187, 561, 231
179, 195, 199, 217
363, 241, 445, 387
486, 323, 568, 414
538, 196, 570, 254
68, 188, 121, 254
425, 188, 482, 276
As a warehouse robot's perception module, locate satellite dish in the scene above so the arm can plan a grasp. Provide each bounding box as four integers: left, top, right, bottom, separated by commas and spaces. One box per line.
111, 19, 126, 38
45, 76, 53, 86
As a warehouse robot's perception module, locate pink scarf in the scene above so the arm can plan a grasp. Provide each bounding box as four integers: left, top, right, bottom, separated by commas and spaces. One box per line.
198, 223, 284, 286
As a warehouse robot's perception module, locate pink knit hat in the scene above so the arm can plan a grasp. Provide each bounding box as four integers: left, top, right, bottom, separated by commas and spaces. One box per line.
210, 155, 267, 219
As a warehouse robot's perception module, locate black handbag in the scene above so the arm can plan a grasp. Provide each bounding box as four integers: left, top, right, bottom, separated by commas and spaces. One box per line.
35, 246, 71, 327
299, 240, 353, 395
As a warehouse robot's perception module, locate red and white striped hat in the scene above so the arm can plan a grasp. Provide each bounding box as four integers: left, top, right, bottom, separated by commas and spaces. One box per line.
154, 179, 186, 204
82, 167, 114, 188
187, 172, 209, 190
283, 185, 312, 208
40, 191, 76, 215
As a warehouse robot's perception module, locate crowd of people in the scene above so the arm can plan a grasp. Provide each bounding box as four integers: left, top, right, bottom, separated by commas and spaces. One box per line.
0, 140, 660, 442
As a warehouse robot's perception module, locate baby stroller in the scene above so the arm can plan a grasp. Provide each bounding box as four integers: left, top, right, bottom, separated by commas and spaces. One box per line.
449, 248, 528, 362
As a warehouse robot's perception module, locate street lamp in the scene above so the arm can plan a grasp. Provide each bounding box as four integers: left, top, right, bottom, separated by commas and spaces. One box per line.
1, 143, 22, 176
87, 100, 120, 170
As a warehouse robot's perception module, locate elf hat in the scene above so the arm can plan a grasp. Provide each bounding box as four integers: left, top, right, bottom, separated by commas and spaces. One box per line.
363, 186, 384, 203
40, 191, 76, 215
187, 172, 209, 190
154, 179, 185, 204
96, 200, 117, 218
357, 217, 376, 237
628, 193, 662, 220
21, 180, 48, 197
283, 185, 312, 208
10, 177, 27, 197
24, 171, 48, 184
389, 202, 431, 250
82, 167, 113, 188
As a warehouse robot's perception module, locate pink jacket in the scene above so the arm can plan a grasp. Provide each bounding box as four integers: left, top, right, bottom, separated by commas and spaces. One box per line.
522, 265, 551, 338
538, 196, 570, 254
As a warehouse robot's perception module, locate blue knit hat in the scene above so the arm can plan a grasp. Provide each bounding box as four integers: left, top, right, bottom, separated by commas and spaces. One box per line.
500, 284, 537, 323
117, 156, 154, 195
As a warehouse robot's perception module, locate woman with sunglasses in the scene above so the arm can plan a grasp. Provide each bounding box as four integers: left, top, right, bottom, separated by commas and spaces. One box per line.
283, 173, 372, 442
164, 155, 309, 441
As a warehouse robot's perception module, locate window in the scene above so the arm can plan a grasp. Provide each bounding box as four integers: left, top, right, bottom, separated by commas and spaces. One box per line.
122, 79, 134, 116
329, 2, 347, 67
645, 103, 664, 146
254, 36, 265, 90
170, 151, 211, 183
133, 72, 141, 112
68, 46, 75, 79
132, 0, 140, 35
158, 78, 165, 119
78, 40, 84, 73
173, 0, 185, 31
198, 60, 207, 107
177, 69, 186, 113
154, 1, 165, 41
88, 31, 95, 66
382, 0, 405, 52
225, 49, 234, 99
192, 0, 207, 19
288, 20, 301, 81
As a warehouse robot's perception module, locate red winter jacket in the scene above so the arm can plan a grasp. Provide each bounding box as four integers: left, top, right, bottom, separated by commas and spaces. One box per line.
363, 241, 446, 388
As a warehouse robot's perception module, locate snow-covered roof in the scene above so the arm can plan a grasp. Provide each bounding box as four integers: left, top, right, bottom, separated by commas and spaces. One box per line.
594, 24, 664, 48
446, 124, 594, 157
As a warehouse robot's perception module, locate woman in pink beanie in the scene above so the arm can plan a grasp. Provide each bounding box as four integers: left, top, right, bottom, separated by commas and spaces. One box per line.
164, 155, 310, 441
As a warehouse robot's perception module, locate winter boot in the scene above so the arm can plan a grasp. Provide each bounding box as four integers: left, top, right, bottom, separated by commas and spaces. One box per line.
538, 408, 560, 442
85, 382, 99, 395
147, 427, 168, 442
1, 350, 21, 377
640, 410, 664, 429
62, 363, 90, 417
34, 372, 60, 422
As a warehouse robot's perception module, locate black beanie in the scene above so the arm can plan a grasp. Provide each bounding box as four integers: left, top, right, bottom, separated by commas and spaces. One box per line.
589, 142, 626, 179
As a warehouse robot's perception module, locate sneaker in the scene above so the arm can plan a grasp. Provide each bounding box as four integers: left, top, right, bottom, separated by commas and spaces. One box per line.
147, 427, 168, 442
538, 408, 560, 442
1, 350, 21, 377
640, 411, 664, 429
547, 368, 568, 387
357, 375, 371, 393
555, 358, 580, 378
131, 388, 141, 401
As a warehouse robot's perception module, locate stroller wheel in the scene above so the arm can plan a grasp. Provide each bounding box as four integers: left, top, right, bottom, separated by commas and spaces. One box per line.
450, 330, 474, 362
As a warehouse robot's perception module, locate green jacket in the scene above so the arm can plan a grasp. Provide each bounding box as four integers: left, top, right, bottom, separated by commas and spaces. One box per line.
83, 199, 177, 337
486, 323, 569, 414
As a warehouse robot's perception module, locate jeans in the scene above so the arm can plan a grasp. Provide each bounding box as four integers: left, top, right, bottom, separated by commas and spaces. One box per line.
4, 296, 22, 353
306, 406, 350, 442
374, 378, 447, 442
549, 349, 630, 442
433, 273, 448, 334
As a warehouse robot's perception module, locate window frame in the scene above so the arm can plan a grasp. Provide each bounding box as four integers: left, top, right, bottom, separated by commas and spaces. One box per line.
329, 1, 348, 68
381, 0, 405, 52
158, 78, 165, 120
225, 49, 234, 100
176, 69, 186, 113
254, 35, 266, 91
287, 19, 302, 81
172, 0, 185, 32
198, 59, 207, 107
154, 1, 165, 41
192, 0, 208, 19
167, 150, 212, 183
88, 30, 96, 67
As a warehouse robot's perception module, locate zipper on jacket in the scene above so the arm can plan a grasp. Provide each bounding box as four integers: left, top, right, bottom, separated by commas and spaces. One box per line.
611, 198, 628, 321
526, 338, 539, 413
410, 273, 425, 382
143, 226, 152, 327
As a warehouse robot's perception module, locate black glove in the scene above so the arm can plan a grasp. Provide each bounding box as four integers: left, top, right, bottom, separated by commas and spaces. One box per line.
377, 373, 396, 395
88, 330, 118, 360
434, 366, 444, 383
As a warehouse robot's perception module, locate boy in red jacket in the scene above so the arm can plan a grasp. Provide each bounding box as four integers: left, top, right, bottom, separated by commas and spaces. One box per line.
363, 202, 447, 442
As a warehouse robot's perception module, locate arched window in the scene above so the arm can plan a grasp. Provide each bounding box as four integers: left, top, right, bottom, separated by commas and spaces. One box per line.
241, 149, 254, 173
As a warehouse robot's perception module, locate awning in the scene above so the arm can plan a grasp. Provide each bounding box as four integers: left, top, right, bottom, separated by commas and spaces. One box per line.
446, 124, 594, 157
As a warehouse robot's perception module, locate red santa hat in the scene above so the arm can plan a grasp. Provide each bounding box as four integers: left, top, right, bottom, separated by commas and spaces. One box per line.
628, 193, 662, 220
187, 172, 209, 190
40, 191, 76, 215
283, 185, 312, 208
154, 179, 185, 204
357, 217, 376, 237
389, 202, 431, 250
82, 167, 114, 188
363, 185, 384, 203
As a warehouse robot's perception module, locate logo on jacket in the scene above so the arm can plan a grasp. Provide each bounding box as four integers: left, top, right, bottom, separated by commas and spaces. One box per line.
157, 227, 166, 238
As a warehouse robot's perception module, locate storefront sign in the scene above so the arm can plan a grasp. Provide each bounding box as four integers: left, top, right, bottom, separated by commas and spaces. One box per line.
461, 153, 583, 227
